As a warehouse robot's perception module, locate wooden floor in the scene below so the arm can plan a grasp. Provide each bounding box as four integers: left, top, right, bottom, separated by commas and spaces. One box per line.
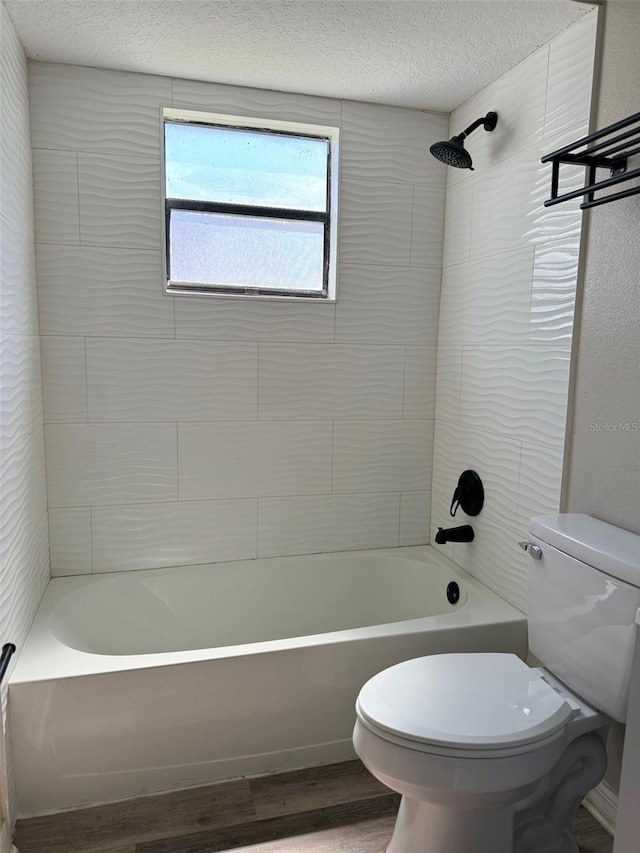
14, 760, 613, 853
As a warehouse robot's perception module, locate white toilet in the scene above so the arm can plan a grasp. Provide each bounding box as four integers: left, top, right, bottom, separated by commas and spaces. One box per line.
353, 514, 640, 853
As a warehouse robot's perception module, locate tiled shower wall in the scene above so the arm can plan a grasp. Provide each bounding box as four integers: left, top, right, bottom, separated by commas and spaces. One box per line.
431, 12, 598, 611
0, 3, 49, 836
29, 64, 448, 575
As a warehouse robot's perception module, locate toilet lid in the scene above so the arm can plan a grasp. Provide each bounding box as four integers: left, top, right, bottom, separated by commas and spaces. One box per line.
357, 653, 576, 750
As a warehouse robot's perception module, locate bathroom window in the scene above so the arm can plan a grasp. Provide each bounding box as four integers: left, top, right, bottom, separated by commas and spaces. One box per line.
162, 107, 339, 300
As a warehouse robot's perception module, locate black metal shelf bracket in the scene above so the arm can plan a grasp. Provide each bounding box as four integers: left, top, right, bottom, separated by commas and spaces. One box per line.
0, 643, 16, 685
542, 111, 640, 210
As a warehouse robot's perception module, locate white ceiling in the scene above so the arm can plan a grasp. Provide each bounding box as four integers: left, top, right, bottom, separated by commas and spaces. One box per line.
5, 0, 590, 112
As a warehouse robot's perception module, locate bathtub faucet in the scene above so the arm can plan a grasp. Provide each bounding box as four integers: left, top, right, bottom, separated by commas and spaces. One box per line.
434, 525, 474, 545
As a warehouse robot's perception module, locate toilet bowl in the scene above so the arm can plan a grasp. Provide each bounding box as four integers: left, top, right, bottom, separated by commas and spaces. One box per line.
354, 653, 608, 853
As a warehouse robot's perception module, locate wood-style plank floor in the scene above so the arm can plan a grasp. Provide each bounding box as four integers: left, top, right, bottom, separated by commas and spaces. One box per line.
14, 760, 613, 853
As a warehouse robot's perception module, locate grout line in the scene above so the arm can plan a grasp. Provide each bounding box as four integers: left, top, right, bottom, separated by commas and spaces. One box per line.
89, 505, 94, 573
397, 492, 402, 547
175, 422, 180, 501
330, 420, 335, 494
74, 152, 81, 244
401, 346, 407, 418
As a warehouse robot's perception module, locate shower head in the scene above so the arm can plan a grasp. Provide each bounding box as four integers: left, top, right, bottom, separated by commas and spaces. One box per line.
430, 111, 498, 171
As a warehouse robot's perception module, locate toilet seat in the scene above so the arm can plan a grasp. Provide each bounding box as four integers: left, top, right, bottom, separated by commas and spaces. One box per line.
356, 653, 578, 754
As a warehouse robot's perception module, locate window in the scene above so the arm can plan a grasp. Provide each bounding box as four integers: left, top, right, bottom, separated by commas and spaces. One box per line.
162, 108, 339, 300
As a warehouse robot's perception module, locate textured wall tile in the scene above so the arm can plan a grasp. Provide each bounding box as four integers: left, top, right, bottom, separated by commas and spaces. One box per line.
49, 508, 92, 576
432, 420, 522, 527
258, 343, 404, 420
434, 346, 462, 424
172, 78, 341, 124
438, 248, 534, 345
404, 346, 437, 419
32, 149, 80, 244
339, 178, 413, 266
178, 421, 332, 500
36, 245, 174, 337
335, 265, 440, 345
78, 154, 161, 249
516, 441, 564, 530
341, 101, 447, 189
87, 339, 257, 421
400, 491, 431, 546
530, 244, 579, 345
0, 335, 35, 447
258, 493, 400, 557
40, 336, 87, 423
175, 297, 335, 342
442, 178, 472, 267
29, 63, 171, 156
460, 346, 571, 447
45, 423, 177, 507
333, 420, 433, 493
1, 207, 39, 338
544, 12, 598, 149
411, 186, 446, 267
92, 499, 257, 572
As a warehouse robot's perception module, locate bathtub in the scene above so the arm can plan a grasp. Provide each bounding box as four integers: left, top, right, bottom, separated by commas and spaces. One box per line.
9, 545, 527, 816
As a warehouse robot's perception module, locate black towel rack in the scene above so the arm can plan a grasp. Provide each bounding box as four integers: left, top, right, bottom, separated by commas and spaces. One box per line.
542, 111, 640, 210
0, 643, 16, 685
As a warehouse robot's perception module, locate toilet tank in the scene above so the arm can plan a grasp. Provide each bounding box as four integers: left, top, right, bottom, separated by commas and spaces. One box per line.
527, 513, 640, 722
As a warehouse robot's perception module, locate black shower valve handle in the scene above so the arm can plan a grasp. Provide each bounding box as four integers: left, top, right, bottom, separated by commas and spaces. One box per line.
448, 470, 484, 518
449, 487, 462, 517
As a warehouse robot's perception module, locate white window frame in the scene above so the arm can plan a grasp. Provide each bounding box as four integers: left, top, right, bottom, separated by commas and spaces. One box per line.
161, 106, 340, 301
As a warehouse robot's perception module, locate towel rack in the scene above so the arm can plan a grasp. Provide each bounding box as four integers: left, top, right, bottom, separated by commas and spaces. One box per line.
0, 643, 16, 685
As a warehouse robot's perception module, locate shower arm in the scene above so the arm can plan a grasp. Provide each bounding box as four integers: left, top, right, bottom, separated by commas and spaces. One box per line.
458, 113, 497, 141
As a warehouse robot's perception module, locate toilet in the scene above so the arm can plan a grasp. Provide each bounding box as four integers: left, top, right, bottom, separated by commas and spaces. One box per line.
353, 514, 640, 853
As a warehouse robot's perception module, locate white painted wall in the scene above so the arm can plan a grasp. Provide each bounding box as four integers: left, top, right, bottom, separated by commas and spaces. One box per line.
431, 13, 598, 611
29, 64, 447, 575
0, 1, 50, 838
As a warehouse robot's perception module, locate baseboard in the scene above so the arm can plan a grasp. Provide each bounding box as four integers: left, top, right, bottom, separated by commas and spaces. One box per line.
584, 780, 617, 837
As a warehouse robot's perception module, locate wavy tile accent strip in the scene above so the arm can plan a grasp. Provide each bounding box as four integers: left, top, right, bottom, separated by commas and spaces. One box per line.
530, 244, 579, 343
172, 78, 341, 125
332, 420, 432, 493
460, 346, 571, 447
0, 219, 39, 338
339, 178, 413, 266
175, 297, 335, 342
335, 265, 440, 345
29, 63, 172, 156
411, 186, 446, 267
178, 421, 333, 501
438, 248, 534, 346
45, 423, 178, 507
40, 337, 88, 423
544, 12, 598, 149
431, 420, 522, 528
257, 493, 400, 558
49, 508, 92, 576
341, 101, 447, 189
0, 335, 35, 447
32, 149, 80, 244
258, 344, 404, 420
399, 492, 431, 546
78, 154, 161, 249
92, 499, 258, 573
403, 346, 437, 419
36, 245, 173, 337
87, 339, 258, 422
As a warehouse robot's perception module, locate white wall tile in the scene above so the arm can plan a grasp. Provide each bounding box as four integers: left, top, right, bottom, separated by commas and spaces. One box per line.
442, 178, 472, 267
49, 508, 92, 575
45, 422, 177, 507
258, 493, 400, 557
40, 336, 87, 423
258, 343, 404, 420
36, 245, 174, 337
404, 346, 437, 419
460, 346, 571, 447
333, 420, 432, 493
411, 186, 446, 267
29, 63, 172, 157
32, 149, 80, 244
335, 265, 440, 345
78, 155, 161, 249
92, 499, 257, 572
341, 101, 448, 188
530, 243, 579, 345
399, 491, 431, 546
86, 339, 257, 421
434, 346, 462, 424
516, 441, 564, 530
339, 178, 413, 266
178, 421, 332, 500
175, 297, 335, 342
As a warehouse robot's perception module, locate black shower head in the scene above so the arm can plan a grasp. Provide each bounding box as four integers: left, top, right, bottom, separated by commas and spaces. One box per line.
430, 111, 498, 170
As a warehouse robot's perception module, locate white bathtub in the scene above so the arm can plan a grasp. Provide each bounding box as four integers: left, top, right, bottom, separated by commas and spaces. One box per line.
9, 546, 527, 816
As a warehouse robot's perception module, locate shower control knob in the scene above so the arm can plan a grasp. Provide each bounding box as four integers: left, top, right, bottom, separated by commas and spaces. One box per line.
518, 541, 542, 560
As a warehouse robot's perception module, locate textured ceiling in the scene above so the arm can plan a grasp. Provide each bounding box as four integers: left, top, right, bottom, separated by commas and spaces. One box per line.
5, 0, 589, 111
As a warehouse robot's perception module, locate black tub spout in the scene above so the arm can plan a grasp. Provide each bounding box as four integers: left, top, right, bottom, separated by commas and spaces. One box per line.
435, 525, 474, 545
